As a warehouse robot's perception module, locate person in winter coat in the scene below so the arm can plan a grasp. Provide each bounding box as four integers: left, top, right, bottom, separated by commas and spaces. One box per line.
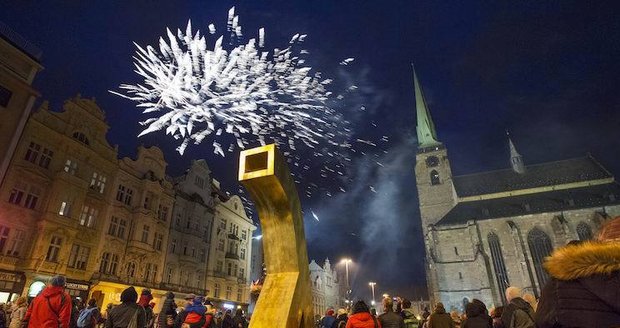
0, 303, 7, 328
8, 297, 27, 328
500, 287, 534, 328
77, 298, 101, 328
489, 307, 504, 328
138, 289, 154, 328
321, 309, 336, 328
536, 217, 620, 328
378, 297, 404, 328
232, 309, 247, 328
105, 286, 146, 328
461, 301, 491, 328
221, 309, 235, 328
400, 299, 418, 328
331, 308, 348, 328
427, 303, 454, 328
158, 292, 176, 328
346, 300, 381, 328
175, 297, 206, 328
23, 275, 71, 328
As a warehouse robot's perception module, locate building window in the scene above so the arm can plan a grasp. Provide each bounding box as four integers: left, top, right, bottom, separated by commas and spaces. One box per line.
576, 222, 593, 241
171, 239, 177, 253
72, 132, 90, 145
214, 283, 220, 298
0, 85, 12, 107
240, 248, 246, 260
23, 186, 40, 209
200, 249, 206, 262
0, 226, 9, 254
528, 228, 553, 293
141, 225, 150, 243
127, 262, 136, 278
110, 254, 119, 275
63, 159, 77, 175
226, 286, 232, 299
99, 253, 110, 274
118, 218, 127, 239
58, 201, 72, 217
227, 262, 233, 276
426, 155, 439, 167
144, 263, 157, 283
79, 205, 98, 228
241, 230, 247, 240
237, 288, 242, 302
154, 233, 163, 251
6, 230, 24, 256
166, 267, 173, 283
68, 244, 90, 270
183, 243, 188, 256
90, 172, 106, 193
220, 219, 226, 230
116, 185, 133, 206
488, 232, 510, 304
195, 176, 205, 188
158, 205, 169, 221
24, 142, 41, 163
8, 183, 26, 205
39, 148, 54, 169
108, 217, 118, 236
430, 170, 440, 185
217, 239, 225, 251
239, 268, 245, 280
216, 260, 223, 273
46, 236, 62, 262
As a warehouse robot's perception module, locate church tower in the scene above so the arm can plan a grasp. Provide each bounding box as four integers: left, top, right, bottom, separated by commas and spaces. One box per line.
508, 133, 526, 174
413, 67, 457, 230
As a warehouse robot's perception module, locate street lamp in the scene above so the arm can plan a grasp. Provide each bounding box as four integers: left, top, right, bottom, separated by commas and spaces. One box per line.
340, 258, 352, 306
368, 282, 376, 307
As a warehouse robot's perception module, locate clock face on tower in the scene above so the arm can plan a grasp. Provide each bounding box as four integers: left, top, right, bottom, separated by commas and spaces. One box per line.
426, 155, 439, 167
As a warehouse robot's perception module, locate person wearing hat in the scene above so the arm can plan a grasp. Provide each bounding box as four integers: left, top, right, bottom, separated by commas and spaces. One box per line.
332, 308, 348, 328
22, 275, 71, 328
175, 295, 207, 328
536, 217, 620, 328
173, 294, 197, 327
321, 308, 336, 328
346, 300, 380, 328
105, 286, 146, 328
427, 303, 454, 328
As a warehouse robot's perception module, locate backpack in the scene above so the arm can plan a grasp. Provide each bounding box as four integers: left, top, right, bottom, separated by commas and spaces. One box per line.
77, 307, 97, 327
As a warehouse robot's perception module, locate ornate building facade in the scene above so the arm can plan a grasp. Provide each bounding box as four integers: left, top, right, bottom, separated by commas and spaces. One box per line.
309, 258, 342, 316
413, 69, 620, 311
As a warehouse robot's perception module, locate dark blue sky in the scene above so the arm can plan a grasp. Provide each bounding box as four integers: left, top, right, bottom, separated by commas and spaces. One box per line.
3, 1, 619, 301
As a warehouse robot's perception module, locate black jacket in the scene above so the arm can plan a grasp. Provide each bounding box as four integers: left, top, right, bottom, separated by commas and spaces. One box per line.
462, 302, 491, 328
379, 311, 405, 328
105, 303, 146, 328
500, 298, 534, 328
158, 293, 177, 328
331, 313, 348, 328
536, 241, 620, 328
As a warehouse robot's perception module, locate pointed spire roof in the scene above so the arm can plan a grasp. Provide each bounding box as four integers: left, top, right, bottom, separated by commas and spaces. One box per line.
507, 131, 526, 174
413, 64, 441, 148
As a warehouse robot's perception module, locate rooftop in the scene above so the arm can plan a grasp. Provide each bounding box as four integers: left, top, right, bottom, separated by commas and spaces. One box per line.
437, 182, 620, 226
453, 155, 612, 198
0, 21, 42, 61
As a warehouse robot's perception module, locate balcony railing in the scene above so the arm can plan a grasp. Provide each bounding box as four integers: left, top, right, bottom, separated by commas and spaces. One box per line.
225, 252, 240, 260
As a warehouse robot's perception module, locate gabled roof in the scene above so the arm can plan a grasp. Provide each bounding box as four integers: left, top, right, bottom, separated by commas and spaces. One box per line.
436, 182, 620, 226
453, 156, 612, 198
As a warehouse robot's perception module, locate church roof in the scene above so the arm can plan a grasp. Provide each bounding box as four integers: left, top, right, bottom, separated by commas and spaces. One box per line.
436, 182, 620, 226
453, 156, 611, 198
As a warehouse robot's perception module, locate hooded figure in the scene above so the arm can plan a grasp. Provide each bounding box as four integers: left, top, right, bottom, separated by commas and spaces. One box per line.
105, 286, 146, 328
23, 275, 71, 328
346, 301, 381, 328
462, 301, 492, 328
138, 289, 154, 328
427, 303, 454, 328
158, 292, 177, 328
536, 217, 620, 328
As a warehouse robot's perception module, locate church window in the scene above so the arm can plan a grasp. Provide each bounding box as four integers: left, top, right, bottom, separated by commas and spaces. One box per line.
426, 156, 439, 167
528, 228, 553, 293
488, 232, 510, 304
576, 222, 593, 241
430, 170, 440, 185
458, 272, 462, 279
454, 247, 459, 255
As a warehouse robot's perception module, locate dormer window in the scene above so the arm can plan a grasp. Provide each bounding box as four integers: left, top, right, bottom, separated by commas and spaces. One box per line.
72, 132, 90, 146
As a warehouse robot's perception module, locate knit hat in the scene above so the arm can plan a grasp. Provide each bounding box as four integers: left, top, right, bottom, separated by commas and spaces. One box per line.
50, 275, 66, 287
120, 287, 138, 303
598, 216, 620, 242
326, 309, 335, 316
352, 301, 369, 314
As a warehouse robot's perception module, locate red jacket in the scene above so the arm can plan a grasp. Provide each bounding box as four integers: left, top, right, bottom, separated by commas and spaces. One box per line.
24, 286, 71, 328
346, 312, 382, 328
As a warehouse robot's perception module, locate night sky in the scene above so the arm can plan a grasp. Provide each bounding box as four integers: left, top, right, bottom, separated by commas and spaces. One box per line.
3, 1, 620, 302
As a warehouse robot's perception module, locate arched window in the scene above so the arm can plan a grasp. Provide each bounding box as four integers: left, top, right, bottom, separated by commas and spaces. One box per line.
430, 170, 440, 185
127, 262, 136, 278
528, 228, 553, 291
488, 232, 510, 304
72, 131, 90, 146
576, 222, 593, 241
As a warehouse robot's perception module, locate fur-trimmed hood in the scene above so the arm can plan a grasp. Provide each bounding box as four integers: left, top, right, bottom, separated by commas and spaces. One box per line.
544, 241, 620, 280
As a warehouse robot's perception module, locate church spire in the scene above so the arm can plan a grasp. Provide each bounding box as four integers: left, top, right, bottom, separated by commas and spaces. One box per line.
507, 131, 526, 174
413, 64, 441, 148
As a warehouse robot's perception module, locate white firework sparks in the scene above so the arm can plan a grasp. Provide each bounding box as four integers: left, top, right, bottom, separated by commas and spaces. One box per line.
111, 6, 351, 158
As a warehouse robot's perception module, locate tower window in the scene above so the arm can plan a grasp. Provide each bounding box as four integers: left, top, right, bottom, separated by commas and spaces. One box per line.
426, 156, 439, 167
430, 170, 440, 185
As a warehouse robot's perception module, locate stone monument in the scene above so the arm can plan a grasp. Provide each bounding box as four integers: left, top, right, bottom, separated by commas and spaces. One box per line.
238, 144, 314, 328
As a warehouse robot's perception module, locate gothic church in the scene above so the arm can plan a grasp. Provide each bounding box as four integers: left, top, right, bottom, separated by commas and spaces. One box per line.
413, 69, 620, 310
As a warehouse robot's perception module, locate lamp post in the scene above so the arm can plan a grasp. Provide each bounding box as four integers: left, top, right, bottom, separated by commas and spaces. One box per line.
341, 258, 352, 306
369, 282, 376, 307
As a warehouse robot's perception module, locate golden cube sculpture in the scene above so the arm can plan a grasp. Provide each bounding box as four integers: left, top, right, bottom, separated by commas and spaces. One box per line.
239, 144, 314, 328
